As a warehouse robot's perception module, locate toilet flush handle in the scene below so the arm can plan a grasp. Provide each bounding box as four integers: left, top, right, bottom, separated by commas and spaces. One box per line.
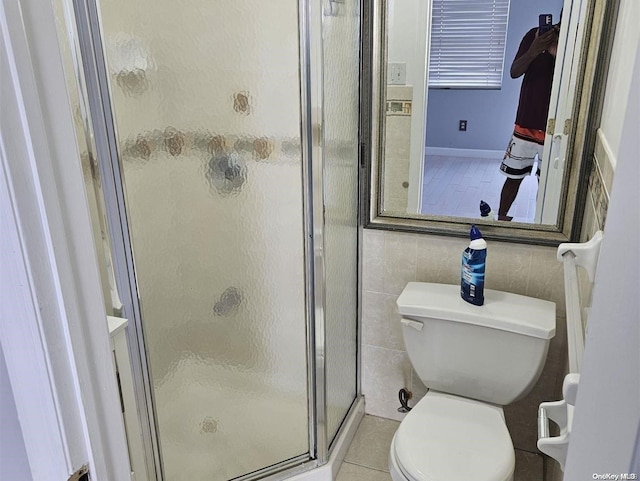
400, 318, 423, 331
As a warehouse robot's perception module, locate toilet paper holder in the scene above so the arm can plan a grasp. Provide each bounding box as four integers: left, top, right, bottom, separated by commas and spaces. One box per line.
537, 373, 580, 470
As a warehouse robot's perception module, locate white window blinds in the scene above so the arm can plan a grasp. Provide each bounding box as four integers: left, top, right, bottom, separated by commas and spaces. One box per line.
429, 0, 510, 89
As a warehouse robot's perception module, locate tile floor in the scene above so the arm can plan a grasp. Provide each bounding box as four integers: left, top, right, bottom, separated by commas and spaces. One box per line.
336, 414, 545, 481
421, 155, 539, 223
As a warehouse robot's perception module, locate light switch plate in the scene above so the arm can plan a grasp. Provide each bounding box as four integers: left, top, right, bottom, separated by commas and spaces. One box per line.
388, 62, 406, 85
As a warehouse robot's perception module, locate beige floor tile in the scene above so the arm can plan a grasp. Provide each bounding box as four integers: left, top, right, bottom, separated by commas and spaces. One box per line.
336, 462, 393, 481
343, 415, 400, 472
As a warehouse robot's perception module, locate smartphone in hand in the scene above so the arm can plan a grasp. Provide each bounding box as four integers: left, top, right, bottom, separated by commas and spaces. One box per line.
539, 14, 553, 34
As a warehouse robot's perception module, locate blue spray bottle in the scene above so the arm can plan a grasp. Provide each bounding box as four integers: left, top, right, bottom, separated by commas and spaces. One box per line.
461, 225, 487, 306
479, 200, 496, 220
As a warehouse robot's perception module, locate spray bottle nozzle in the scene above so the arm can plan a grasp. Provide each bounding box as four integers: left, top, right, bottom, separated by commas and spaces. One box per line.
470, 224, 483, 241
479, 200, 492, 217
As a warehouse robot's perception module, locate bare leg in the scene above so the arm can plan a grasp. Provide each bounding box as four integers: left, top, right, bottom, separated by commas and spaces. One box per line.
498, 177, 524, 221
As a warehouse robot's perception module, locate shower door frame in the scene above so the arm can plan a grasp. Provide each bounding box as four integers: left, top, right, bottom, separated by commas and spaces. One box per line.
69, 0, 362, 480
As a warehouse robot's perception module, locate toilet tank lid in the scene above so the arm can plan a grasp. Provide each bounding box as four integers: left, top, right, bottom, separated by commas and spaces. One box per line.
397, 283, 556, 339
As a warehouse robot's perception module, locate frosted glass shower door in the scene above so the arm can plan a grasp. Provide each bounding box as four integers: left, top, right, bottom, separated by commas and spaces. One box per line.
96, 1, 310, 479
322, 0, 361, 445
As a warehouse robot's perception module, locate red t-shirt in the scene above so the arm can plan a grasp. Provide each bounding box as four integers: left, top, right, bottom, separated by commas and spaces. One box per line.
513, 28, 556, 132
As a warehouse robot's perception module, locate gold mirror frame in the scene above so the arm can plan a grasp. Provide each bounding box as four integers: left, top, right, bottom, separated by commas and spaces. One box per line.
361, 0, 620, 245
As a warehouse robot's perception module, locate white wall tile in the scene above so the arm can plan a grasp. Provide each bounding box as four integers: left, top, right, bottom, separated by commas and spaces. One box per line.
382, 233, 417, 295
361, 229, 567, 433
362, 345, 411, 421
362, 292, 404, 351
363, 230, 385, 293
415, 234, 466, 285
526, 245, 566, 315
484, 241, 534, 296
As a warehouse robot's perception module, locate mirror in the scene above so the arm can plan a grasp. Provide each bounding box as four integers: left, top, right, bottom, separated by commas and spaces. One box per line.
363, 0, 615, 244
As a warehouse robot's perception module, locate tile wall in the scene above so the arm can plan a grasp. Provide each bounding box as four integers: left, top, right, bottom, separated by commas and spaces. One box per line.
383, 86, 413, 213
361, 229, 568, 455
581, 129, 614, 242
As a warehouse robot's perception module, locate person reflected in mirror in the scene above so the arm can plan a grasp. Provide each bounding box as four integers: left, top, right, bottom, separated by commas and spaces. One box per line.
497, 16, 561, 221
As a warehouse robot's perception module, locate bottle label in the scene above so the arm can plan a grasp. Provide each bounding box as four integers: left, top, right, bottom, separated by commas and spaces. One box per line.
461, 248, 486, 306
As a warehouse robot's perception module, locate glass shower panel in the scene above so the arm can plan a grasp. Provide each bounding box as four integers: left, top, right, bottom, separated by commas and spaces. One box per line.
97, 1, 309, 479
322, 0, 361, 444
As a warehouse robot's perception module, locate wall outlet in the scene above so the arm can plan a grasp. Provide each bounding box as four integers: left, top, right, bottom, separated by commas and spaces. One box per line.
459, 120, 467, 131
388, 62, 407, 85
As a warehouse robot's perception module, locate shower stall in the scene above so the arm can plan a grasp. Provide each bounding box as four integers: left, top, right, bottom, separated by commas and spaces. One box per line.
63, 0, 362, 479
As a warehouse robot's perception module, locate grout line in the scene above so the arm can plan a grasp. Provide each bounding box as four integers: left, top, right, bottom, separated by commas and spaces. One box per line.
515, 447, 544, 457
363, 289, 398, 297
363, 344, 406, 355
341, 460, 390, 474
361, 337, 406, 354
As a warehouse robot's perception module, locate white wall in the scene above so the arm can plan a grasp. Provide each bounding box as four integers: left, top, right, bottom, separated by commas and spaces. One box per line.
564, 0, 640, 476
597, 0, 640, 166
1, 0, 132, 477
386, 0, 430, 212
0, 344, 33, 481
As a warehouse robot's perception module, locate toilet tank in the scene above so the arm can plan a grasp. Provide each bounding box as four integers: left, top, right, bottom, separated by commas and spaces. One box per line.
397, 282, 556, 405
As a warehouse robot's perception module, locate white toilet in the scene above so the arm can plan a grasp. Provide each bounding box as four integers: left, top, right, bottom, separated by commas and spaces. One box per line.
389, 282, 556, 481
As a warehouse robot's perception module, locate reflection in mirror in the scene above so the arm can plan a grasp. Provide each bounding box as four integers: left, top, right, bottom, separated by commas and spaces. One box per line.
377, 0, 588, 230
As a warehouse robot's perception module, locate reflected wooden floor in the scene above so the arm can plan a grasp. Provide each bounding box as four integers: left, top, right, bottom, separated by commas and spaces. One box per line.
420, 155, 538, 223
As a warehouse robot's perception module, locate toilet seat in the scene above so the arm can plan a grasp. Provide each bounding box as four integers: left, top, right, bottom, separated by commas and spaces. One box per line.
392, 391, 514, 481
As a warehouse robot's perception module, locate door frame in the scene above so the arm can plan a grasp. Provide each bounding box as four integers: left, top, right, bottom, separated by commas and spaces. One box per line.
0, 0, 131, 479
537, 0, 589, 223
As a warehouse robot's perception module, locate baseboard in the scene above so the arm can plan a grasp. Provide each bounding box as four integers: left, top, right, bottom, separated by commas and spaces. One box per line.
287, 397, 365, 481
328, 397, 366, 480
425, 147, 504, 159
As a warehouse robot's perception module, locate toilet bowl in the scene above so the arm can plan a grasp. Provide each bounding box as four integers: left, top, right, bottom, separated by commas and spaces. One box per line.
389, 392, 514, 481
389, 282, 555, 481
